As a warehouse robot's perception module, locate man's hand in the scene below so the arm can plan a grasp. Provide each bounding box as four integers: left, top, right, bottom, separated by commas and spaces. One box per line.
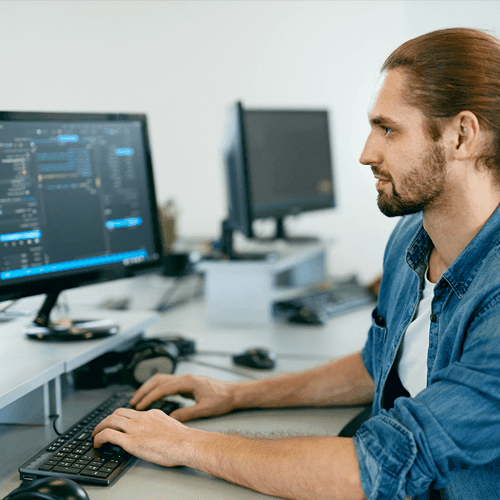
91, 407, 365, 500
129, 373, 237, 422
91, 408, 193, 467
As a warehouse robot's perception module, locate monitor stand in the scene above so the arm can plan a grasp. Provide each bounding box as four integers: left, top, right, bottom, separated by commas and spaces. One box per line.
256, 216, 320, 245
25, 291, 119, 341
219, 220, 269, 261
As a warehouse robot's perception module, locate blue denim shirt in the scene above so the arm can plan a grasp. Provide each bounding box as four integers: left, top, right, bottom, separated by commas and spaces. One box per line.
354, 206, 500, 500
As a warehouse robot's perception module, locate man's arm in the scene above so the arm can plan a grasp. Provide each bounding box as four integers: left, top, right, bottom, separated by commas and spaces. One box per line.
92, 408, 366, 500
131, 351, 375, 421
188, 430, 365, 500
232, 350, 375, 409
93, 351, 373, 498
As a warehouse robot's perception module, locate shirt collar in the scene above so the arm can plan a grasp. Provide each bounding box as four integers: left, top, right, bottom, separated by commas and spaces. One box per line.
404, 204, 500, 298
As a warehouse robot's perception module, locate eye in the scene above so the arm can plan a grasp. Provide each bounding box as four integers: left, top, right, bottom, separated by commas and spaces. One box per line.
381, 126, 393, 135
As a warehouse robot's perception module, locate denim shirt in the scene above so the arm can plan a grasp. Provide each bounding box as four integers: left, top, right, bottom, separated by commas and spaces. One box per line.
354, 206, 500, 500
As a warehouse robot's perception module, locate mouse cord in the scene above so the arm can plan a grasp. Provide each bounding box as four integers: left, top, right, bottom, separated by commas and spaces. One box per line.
185, 359, 260, 380
195, 350, 330, 361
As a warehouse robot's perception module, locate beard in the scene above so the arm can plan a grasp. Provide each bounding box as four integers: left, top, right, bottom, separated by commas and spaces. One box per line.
374, 143, 447, 218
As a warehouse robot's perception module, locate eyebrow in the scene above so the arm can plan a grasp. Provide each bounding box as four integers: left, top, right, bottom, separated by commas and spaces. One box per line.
368, 114, 401, 128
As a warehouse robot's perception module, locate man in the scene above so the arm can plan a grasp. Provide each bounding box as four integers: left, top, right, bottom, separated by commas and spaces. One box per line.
92, 28, 500, 499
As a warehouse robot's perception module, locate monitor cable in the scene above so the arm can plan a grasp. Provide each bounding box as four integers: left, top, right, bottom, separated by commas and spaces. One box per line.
155, 258, 203, 313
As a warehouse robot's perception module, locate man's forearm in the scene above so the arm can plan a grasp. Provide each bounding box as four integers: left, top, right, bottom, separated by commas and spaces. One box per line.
183, 429, 366, 500
232, 351, 375, 410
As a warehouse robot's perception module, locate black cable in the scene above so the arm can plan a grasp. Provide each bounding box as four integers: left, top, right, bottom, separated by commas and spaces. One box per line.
195, 350, 330, 361
49, 414, 62, 436
155, 264, 202, 313
186, 359, 260, 380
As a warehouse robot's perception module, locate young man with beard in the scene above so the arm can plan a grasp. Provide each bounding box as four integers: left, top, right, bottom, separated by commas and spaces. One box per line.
92, 28, 500, 500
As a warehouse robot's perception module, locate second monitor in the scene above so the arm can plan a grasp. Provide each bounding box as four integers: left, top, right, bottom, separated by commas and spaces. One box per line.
222, 102, 335, 258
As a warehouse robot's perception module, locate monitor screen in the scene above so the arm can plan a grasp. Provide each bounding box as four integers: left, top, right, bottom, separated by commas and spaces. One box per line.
244, 109, 335, 219
222, 102, 335, 255
0, 112, 162, 304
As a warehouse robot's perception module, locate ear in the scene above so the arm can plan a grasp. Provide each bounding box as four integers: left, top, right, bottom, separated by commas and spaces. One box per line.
448, 111, 481, 161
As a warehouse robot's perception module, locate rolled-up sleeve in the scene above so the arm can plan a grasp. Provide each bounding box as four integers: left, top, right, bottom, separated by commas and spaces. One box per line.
353, 297, 500, 499
353, 413, 417, 500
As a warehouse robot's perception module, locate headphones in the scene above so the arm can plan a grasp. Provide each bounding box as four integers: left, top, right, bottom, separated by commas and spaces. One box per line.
124, 338, 179, 386
72, 335, 195, 389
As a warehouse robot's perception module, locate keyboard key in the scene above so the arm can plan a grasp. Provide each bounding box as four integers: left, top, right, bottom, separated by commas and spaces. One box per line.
52, 466, 82, 474
80, 470, 111, 478
38, 465, 54, 471
18, 391, 180, 486
74, 432, 92, 441
75, 459, 92, 465
83, 465, 100, 471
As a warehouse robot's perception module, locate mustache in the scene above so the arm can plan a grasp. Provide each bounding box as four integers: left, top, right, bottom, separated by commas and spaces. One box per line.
371, 166, 393, 182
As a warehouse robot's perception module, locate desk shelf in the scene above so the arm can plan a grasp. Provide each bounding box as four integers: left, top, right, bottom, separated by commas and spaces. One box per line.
197, 244, 326, 324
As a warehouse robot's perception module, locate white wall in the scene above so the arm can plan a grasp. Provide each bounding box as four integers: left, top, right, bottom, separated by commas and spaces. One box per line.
1, 0, 499, 282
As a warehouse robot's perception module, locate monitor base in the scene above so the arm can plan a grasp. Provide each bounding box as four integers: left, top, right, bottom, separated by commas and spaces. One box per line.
25, 291, 120, 341
25, 319, 119, 341
206, 252, 270, 262
256, 235, 320, 245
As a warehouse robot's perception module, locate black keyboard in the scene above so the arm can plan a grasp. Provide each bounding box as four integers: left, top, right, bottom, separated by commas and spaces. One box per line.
18, 391, 180, 486
273, 278, 376, 325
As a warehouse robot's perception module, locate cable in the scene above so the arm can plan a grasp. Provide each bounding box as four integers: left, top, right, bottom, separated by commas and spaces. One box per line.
0, 300, 23, 324
0, 300, 17, 313
186, 359, 260, 380
195, 350, 330, 361
155, 263, 203, 313
49, 414, 62, 436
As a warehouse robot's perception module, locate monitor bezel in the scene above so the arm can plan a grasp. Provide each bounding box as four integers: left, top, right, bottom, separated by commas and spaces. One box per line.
223, 102, 255, 238
223, 103, 336, 236
0, 110, 163, 303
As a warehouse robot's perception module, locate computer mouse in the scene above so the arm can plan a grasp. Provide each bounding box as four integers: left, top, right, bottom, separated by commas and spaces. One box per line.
4, 477, 89, 500
232, 347, 277, 370
288, 308, 324, 325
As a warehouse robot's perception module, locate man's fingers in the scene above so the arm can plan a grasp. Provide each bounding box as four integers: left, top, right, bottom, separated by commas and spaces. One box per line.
133, 387, 169, 410
132, 375, 198, 410
169, 404, 212, 423
93, 428, 128, 448
129, 375, 166, 406
91, 411, 133, 437
114, 407, 138, 418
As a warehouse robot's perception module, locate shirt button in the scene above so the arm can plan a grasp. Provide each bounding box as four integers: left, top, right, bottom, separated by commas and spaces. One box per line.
430, 313, 437, 322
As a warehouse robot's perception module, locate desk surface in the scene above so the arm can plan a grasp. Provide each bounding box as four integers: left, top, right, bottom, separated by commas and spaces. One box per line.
0, 276, 372, 499
0, 308, 158, 409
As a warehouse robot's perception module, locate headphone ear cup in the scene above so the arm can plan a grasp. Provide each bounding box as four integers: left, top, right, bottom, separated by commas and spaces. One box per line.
72, 351, 126, 389
125, 340, 179, 387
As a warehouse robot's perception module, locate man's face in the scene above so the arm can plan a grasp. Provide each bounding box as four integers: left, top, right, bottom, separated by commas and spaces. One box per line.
359, 69, 448, 217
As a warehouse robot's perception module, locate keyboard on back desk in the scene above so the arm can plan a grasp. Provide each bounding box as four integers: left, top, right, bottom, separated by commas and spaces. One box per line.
18, 391, 180, 486
273, 277, 377, 325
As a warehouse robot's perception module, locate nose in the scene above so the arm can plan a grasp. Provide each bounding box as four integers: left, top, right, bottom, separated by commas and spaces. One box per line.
359, 132, 382, 166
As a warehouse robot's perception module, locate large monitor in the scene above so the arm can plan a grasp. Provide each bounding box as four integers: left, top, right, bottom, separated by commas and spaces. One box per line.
222, 102, 335, 257
0, 111, 163, 340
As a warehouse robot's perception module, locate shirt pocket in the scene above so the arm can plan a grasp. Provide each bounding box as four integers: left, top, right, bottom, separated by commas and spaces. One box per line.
369, 307, 387, 382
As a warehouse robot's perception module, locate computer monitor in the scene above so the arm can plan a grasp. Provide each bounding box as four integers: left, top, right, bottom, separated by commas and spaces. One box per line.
0, 111, 163, 340
221, 102, 335, 258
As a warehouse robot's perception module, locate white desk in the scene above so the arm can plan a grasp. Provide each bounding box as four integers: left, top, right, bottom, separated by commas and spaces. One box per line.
0, 276, 372, 499
0, 308, 158, 425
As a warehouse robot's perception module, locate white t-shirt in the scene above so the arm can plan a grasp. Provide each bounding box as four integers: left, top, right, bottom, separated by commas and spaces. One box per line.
396, 272, 436, 398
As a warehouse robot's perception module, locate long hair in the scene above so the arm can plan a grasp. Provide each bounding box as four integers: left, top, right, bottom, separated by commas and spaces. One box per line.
382, 27, 500, 181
